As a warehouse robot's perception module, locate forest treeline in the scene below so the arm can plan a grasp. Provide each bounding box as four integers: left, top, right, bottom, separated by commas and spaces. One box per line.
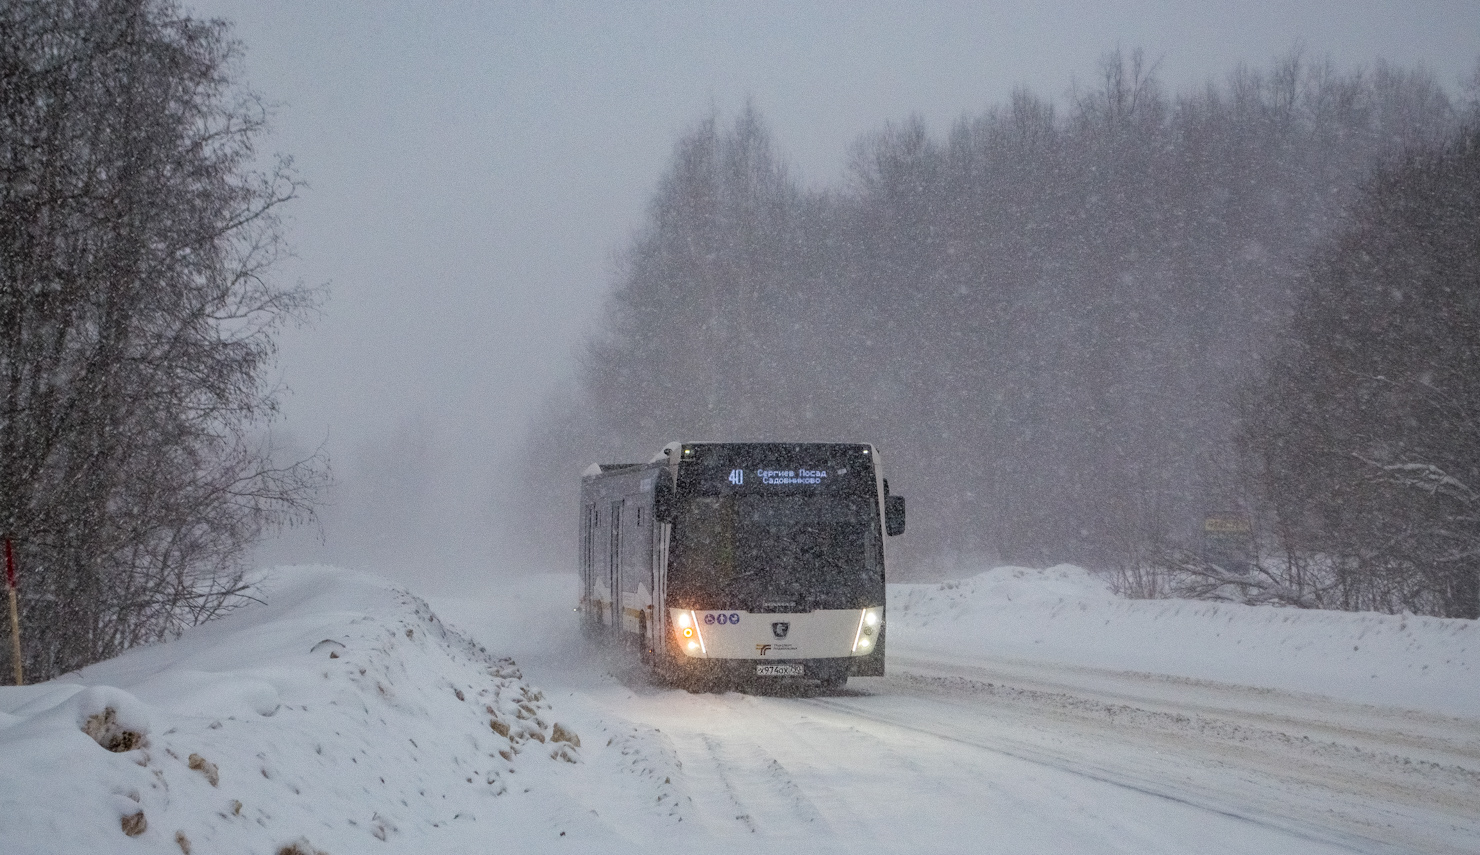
1231, 122, 1480, 617
519, 49, 1479, 618
0, 0, 324, 682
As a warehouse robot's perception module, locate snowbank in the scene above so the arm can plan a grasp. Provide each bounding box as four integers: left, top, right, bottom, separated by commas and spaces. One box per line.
0, 566, 584, 855
889, 564, 1479, 718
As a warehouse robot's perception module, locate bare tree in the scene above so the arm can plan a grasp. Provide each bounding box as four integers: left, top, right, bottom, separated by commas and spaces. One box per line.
0, 0, 326, 680
1239, 124, 1480, 618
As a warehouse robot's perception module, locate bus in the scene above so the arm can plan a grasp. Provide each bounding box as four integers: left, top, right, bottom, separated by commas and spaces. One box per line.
578, 441, 905, 690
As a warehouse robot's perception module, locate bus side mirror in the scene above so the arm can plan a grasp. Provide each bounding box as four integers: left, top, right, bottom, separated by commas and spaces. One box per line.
885, 494, 905, 536
654, 474, 676, 524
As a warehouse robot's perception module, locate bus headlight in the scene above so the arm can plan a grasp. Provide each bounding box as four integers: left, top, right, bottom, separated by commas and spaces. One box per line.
671, 609, 706, 657
852, 607, 883, 654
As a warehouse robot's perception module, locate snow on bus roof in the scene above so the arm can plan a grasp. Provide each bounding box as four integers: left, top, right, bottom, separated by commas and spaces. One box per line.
583, 462, 643, 478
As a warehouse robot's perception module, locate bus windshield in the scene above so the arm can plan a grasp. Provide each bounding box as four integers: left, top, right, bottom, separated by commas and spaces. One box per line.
668, 493, 882, 611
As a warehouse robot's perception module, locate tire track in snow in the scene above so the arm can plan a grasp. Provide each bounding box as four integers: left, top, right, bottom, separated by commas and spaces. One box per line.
804, 654, 1480, 855
681, 733, 831, 834
807, 695, 1389, 852
887, 652, 1480, 819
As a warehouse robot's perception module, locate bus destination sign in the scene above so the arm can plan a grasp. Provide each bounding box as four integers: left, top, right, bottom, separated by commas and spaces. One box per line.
728, 468, 830, 487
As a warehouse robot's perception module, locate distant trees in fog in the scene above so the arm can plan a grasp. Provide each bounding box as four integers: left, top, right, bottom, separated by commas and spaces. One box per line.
524, 49, 1475, 617
0, 0, 326, 680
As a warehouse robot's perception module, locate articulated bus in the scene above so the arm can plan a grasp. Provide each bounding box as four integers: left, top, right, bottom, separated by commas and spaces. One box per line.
578, 441, 905, 690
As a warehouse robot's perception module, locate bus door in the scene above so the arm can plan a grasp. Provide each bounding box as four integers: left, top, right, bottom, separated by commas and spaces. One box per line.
619, 496, 650, 640
581, 502, 597, 619
608, 500, 622, 628
653, 503, 669, 655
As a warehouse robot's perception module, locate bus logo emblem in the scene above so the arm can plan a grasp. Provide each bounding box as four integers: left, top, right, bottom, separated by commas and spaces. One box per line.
772, 622, 789, 639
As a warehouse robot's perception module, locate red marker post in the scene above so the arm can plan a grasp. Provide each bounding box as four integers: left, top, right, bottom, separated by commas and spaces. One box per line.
6, 538, 21, 685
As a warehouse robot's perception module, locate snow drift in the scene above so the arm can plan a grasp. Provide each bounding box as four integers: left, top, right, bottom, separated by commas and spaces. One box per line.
890, 564, 1478, 718
0, 566, 582, 854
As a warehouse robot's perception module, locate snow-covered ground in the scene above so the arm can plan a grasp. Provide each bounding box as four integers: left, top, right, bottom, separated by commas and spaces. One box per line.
0, 567, 586, 854
2, 564, 1476, 854
889, 564, 1477, 717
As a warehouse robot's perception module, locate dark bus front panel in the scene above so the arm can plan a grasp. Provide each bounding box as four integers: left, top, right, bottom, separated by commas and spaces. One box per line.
666, 443, 885, 614
659, 443, 887, 680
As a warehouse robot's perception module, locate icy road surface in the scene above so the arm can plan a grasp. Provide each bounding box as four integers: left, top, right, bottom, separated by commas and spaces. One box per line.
434, 569, 1480, 855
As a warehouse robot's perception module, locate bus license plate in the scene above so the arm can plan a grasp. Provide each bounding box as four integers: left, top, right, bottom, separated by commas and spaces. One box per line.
756, 663, 803, 677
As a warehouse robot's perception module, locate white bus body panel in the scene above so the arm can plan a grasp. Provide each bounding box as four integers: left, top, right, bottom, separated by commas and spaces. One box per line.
672, 609, 864, 659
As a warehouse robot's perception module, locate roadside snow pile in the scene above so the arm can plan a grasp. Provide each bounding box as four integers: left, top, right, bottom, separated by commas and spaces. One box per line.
889, 565, 1478, 718
0, 566, 584, 855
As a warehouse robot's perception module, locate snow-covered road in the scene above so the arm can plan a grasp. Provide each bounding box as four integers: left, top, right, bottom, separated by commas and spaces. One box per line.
824, 651, 1480, 854
470, 649, 1476, 854
524, 663, 1358, 853
435, 570, 1480, 855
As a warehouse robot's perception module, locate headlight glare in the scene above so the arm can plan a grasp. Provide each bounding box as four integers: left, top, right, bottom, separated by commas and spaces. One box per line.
851, 607, 883, 654
671, 609, 706, 656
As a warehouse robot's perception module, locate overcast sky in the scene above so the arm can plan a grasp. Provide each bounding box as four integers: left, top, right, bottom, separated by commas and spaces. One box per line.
185, 0, 1480, 590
